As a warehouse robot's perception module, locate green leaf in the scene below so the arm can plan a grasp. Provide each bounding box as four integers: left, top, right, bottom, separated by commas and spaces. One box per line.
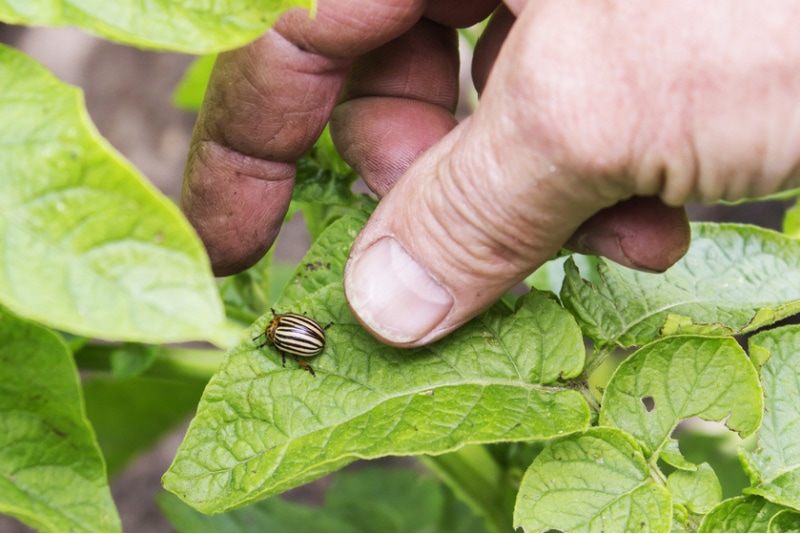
163, 210, 590, 514
0, 45, 231, 346
159, 467, 484, 532
667, 463, 722, 515
720, 187, 800, 204
562, 223, 800, 348
306, 125, 358, 185
741, 325, 800, 510
661, 439, 698, 472
513, 427, 672, 533
0, 0, 315, 54
599, 336, 762, 458
0, 308, 120, 532
173, 54, 216, 112
699, 495, 787, 532
219, 251, 275, 327
783, 198, 800, 237
293, 126, 359, 209
769, 509, 800, 532
525, 253, 599, 295
83, 376, 206, 476
291, 126, 366, 239
294, 157, 358, 208
108, 343, 161, 379
277, 209, 365, 305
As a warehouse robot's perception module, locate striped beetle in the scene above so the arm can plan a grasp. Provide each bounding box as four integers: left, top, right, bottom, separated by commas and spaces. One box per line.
254, 309, 331, 377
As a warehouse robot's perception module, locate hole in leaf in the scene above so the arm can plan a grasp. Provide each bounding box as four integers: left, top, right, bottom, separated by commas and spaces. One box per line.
641, 396, 655, 412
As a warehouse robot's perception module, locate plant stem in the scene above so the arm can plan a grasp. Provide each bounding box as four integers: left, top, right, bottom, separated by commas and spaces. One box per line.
420, 445, 513, 532
584, 343, 614, 378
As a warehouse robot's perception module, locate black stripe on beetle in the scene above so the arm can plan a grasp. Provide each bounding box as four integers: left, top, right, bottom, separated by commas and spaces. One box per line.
254, 309, 332, 377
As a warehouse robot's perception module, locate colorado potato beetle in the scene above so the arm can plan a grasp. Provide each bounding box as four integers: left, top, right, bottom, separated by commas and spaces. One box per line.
254, 309, 331, 377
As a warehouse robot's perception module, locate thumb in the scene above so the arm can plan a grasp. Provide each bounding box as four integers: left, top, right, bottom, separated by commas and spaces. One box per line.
343, 116, 636, 347
343, 2, 697, 347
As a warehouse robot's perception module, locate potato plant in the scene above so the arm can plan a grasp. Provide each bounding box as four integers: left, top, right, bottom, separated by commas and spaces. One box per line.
3, 2, 800, 532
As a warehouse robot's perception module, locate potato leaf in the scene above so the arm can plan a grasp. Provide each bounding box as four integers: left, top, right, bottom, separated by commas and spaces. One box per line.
599, 336, 762, 459
163, 210, 590, 513
700, 495, 788, 532
0, 308, 120, 532
514, 427, 672, 533
741, 326, 800, 510
668, 463, 723, 515
562, 223, 800, 348
0, 0, 314, 54
0, 45, 231, 345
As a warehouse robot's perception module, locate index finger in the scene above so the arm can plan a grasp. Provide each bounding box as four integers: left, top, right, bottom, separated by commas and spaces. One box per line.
181, 0, 426, 276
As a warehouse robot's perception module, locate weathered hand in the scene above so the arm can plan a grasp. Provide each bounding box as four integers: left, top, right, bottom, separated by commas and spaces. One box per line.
182, 0, 800, 347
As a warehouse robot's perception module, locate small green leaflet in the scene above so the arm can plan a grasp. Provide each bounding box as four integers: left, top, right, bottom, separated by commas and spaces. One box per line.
163, 210, 590, 514
668, 463, 723, 531
741, 326, 800, 510
699, 495, 789, 532
514, 427, 672, 533
668, 463, 723, 515
0, 0, 315, 54
562, 223, 800, 348
769, 509, 800, 532
783, 197, 800, 237
0, 45, 231, 345
293, 152, 359, 208
0, 308, 120, 532
172, 54, 217, 111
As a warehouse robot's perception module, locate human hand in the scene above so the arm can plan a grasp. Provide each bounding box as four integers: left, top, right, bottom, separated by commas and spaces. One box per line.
181, 0, 490, 276
181, 0, 800, 347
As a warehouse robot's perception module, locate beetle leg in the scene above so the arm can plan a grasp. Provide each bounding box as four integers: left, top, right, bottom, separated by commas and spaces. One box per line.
322, 321, 333, 331
281, 351, 287, 367
294, 357, 316, 377
253, 332, 269, 348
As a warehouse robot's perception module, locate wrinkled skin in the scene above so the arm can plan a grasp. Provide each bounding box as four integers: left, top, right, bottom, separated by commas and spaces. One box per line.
182, 0, 800, 346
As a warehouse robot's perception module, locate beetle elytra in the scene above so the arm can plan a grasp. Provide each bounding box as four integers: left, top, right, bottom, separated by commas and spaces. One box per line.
254, 309, 331, 377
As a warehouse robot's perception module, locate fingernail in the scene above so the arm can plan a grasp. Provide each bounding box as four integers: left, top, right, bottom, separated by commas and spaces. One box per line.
345, 237, 453, 343
582, 233, 662, 274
